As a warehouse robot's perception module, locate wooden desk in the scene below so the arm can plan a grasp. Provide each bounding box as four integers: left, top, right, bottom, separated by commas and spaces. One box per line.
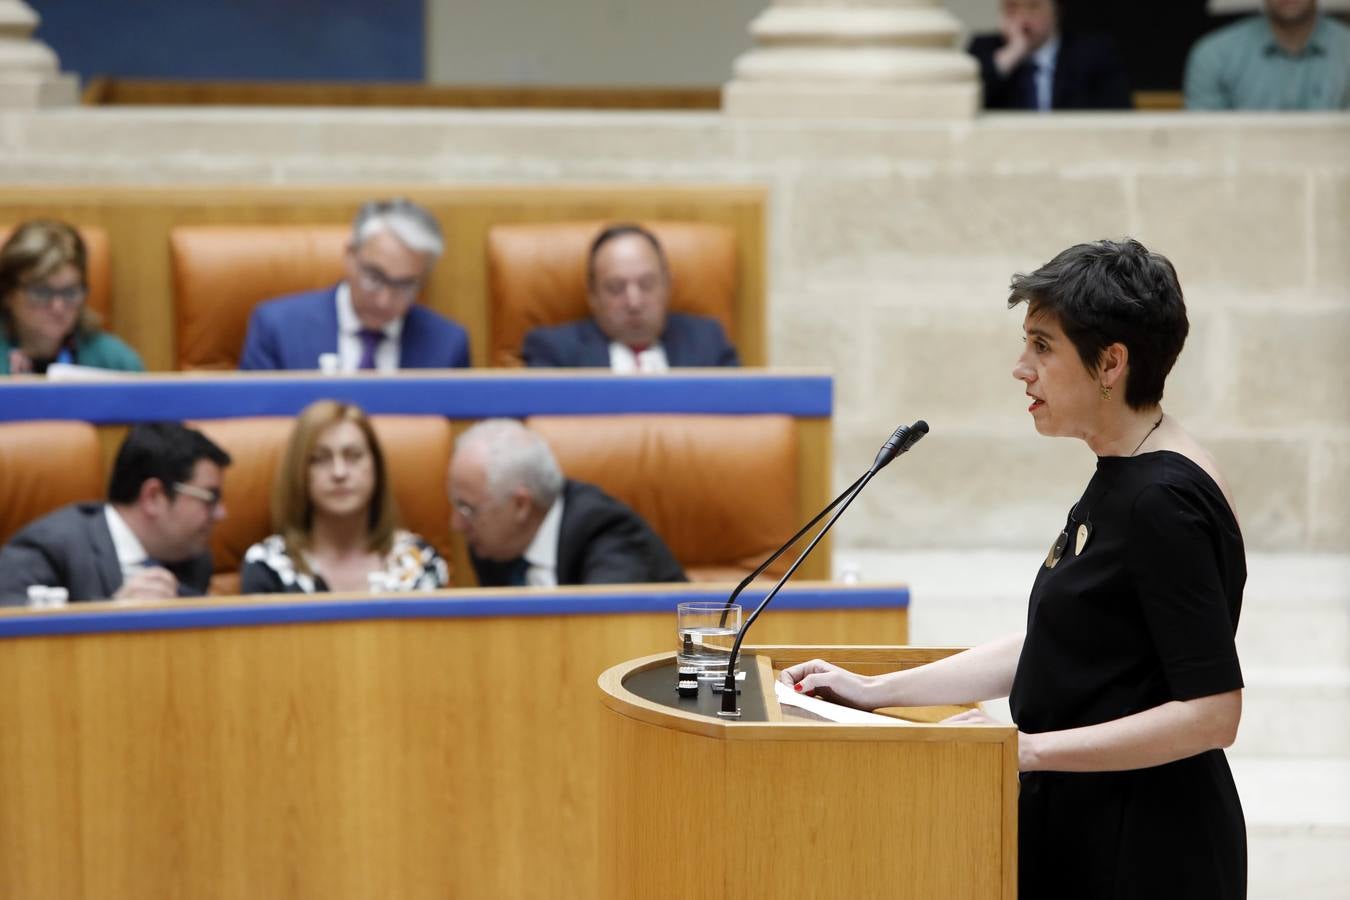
0, 583, 907, 900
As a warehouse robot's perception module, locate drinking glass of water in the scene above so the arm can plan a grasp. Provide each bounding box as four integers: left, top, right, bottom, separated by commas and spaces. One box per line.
676, 601, 742, 677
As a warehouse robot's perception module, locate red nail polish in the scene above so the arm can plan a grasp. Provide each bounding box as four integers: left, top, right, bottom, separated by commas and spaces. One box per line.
793, 683, 803, 692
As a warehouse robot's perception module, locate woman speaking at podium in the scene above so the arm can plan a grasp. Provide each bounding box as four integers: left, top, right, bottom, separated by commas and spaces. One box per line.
782, 239, 1246, 899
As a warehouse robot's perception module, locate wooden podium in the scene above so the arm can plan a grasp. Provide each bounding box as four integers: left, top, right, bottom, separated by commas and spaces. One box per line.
598, 646, 1018, 900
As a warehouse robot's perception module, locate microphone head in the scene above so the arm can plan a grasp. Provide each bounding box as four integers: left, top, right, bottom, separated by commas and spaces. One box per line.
898, 420, 929, 453
871, 423, 908, 470
872, 419, 929, 471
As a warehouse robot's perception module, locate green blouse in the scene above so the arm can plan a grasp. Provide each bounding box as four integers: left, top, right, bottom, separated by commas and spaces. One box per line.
0, 328, 144, 375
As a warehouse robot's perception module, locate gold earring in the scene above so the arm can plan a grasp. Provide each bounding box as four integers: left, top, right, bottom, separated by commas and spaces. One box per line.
1100, 384, 1112, 401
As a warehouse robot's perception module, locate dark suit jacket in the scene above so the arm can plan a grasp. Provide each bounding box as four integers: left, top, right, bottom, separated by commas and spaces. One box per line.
968, 32, 1133, 110
521, 313, 740, 368
471, 480, 687, 587
238, 286, 471, 371
0, 503, 213, 605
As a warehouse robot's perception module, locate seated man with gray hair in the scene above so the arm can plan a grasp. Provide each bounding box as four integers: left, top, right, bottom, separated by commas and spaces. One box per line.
240, 198, 470, 371
448, 419, 686, 587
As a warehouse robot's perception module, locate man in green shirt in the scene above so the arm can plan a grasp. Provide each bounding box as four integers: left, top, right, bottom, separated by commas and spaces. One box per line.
1184, 0, 1350, 109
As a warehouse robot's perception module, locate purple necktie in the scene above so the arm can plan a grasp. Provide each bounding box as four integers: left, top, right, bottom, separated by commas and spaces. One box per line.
357, 329, 383, 371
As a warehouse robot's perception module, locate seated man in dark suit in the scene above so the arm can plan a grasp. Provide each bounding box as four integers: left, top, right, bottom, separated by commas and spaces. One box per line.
0, 423, 231, 605
448, 419, 686, 587
967, 0, 1132, 110
239, 197, 471, 371
520, 223, 739, 371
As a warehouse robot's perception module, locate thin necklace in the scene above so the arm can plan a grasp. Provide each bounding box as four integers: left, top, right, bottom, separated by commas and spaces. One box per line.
1129, 414, 1164, 457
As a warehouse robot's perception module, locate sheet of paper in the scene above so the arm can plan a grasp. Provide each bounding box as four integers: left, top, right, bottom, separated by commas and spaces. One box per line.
774, 680, 915, 726
45, 363, 134, 381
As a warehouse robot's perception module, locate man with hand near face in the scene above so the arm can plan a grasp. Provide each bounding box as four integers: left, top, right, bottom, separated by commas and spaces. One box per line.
0, 422, 231, 605
520, 223, 739, 372
968, 0, 1133, 111
239, 198, 470, 371
1185, 0, 1349, 110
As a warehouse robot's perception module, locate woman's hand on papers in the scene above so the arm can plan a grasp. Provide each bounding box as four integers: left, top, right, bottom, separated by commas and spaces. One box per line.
777, 659, 876, 710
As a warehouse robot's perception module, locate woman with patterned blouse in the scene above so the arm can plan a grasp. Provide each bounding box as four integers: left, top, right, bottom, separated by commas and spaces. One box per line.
240, 400, 449, 594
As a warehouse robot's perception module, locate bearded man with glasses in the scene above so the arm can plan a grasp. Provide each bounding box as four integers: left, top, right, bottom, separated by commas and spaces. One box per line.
239, 198, 471, 372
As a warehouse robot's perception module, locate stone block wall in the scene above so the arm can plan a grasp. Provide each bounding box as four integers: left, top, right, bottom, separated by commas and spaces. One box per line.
0, 107, 1344, 552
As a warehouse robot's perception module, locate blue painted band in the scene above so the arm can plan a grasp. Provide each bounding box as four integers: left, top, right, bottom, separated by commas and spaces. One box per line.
0, 372, 833, 423
0, 585, 907, 639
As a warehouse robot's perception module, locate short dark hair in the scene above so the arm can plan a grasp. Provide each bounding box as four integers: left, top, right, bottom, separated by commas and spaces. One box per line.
107, 422, 232, 505
586, 223, 667, 290
1007, 238, 1188, 410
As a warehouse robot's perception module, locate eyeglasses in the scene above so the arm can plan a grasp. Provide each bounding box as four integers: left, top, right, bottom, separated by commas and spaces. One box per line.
354, 261, 422, 300
23, 284, 87, 308
452, 499, 478, 522
172, 481, 223, 511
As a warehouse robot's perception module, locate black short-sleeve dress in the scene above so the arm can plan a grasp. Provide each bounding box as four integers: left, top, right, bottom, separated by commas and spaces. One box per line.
1009, 450, 1247, 899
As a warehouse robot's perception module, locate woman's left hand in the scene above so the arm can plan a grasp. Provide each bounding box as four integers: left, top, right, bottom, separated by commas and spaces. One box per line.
941, 708, 1038, 770
940, 707, 1001, 726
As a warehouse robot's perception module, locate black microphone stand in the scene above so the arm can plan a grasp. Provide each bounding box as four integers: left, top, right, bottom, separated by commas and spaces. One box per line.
717, 420, 928, 718
713, 472, 867, 630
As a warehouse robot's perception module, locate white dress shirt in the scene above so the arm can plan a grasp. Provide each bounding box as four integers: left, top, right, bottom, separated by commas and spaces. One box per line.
521, 495, 565, 587
607, 341, 669, 374
104, 504, 152, 583
335, 282, 403, 372
1032, 37, 1060, 112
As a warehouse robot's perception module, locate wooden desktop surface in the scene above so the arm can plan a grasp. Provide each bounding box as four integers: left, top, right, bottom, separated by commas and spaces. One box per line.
0, 583, 907, 899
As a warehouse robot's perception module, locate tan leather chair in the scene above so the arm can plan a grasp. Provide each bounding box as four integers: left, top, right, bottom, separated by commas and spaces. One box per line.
525, 414, 797, 581
170, 225, 348, 370
189, 415, 454, 595
486, 221, 738, 367
0, 224, 112, 322
0, 421, 104, 549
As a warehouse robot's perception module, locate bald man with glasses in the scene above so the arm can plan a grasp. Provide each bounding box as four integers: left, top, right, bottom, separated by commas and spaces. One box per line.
239, 198, 471, 372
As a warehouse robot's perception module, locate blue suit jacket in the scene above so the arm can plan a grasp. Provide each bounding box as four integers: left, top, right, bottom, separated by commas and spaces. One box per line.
520, 313, 740, 368
238, 286, 471, 371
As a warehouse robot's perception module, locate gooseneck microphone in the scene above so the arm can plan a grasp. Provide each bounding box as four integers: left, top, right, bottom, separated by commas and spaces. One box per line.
714, 471, 867, 628
714, 420, 927, 625
872, 420, 928, 471
717, 419, 929, 718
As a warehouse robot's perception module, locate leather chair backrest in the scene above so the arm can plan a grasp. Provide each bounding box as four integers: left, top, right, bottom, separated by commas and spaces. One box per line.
189, 415, 454, 594
0, 224, 112, 322
0, 421, 104, 549
170, 225, 348, 370
487, 221, 738, 367
525, 414, 796, 581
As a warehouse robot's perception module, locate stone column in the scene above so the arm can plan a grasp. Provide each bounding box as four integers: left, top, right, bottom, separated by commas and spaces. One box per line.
0, 0, 77, 108
723, 0, 978, 119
